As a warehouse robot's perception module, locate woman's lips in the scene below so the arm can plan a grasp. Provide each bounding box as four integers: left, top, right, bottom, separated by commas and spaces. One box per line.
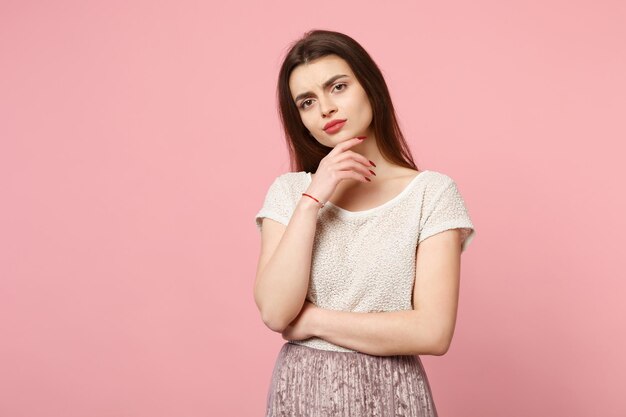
324, 120, 346, 134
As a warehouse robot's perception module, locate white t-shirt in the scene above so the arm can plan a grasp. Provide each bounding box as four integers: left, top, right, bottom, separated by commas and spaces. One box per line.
255, 170, 476, 352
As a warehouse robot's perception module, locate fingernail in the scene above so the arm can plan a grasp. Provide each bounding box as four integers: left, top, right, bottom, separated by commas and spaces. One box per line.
369, 169, 376, 176
357, 136, 367, 139
365, 177, 371, 182
369, 160, 376, 167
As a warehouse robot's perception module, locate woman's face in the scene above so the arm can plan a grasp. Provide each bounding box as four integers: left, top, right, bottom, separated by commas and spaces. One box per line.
289, 54, 373, 147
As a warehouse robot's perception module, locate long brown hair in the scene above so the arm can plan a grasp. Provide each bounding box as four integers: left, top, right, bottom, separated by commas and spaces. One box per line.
276, 29, 419, 174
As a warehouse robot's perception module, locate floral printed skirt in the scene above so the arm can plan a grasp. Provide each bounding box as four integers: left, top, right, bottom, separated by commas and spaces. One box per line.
265, 342, 438, 417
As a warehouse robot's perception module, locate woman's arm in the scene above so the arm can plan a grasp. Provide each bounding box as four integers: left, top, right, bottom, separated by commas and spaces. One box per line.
312, 308, 441, 356
254, 196, 320, 333
287, 229, 464, 356
255, 138, 373, 333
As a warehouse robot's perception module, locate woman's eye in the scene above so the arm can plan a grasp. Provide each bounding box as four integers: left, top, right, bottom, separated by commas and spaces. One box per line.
299, 84, 347, 110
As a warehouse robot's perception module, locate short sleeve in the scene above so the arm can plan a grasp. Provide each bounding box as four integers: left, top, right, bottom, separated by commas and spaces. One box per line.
255, 175, 292, 232
418, 179, 476, 252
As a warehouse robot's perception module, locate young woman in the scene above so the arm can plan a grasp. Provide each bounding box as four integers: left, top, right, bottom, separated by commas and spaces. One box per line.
254, 29, 476, 417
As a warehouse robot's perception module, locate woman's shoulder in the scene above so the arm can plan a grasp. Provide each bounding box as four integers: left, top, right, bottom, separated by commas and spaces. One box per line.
396, 167, 454, 188
268, 171, 310, 197
274, 170, 309, 184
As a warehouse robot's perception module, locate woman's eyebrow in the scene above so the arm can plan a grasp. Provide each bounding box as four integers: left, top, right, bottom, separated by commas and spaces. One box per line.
293, 74, 349, 103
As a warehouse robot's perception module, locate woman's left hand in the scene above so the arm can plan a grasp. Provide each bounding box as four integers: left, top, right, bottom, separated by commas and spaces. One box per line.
281, 300, 319, 341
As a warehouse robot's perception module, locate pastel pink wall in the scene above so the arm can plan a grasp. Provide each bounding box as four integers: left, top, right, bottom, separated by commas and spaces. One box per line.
1, 1, 624, 416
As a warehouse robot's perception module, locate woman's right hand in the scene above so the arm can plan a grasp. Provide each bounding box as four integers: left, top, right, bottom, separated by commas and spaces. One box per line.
305, 136, 376, 205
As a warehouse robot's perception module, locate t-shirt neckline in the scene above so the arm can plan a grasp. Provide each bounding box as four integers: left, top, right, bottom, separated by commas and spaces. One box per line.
305, 170, 430, 218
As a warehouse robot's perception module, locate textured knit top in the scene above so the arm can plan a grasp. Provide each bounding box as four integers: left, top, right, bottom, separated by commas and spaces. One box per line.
254, 170, 476, 353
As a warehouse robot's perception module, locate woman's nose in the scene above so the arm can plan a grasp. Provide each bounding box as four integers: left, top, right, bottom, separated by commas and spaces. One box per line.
319, 98, 337, 117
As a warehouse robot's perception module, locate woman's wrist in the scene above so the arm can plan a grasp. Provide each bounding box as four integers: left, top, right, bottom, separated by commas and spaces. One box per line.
301, 192, 325, 208
308, 305, 325, 338
297, 194, 323, 211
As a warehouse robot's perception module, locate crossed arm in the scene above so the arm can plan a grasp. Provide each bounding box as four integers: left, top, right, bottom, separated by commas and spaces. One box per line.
280, 229, 464, 357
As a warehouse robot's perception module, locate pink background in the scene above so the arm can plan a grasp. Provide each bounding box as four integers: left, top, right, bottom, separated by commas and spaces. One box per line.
1, 1, 624, 416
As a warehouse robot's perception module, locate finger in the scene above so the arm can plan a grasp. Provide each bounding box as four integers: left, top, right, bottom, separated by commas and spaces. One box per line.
328, 136, 366, 156
334, 160, 375, 180
336, 149, 375, 168
335, 168, 372, 183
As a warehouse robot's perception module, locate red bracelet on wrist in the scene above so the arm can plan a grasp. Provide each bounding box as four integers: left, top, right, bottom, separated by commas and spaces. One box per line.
302, 193, 325, 208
